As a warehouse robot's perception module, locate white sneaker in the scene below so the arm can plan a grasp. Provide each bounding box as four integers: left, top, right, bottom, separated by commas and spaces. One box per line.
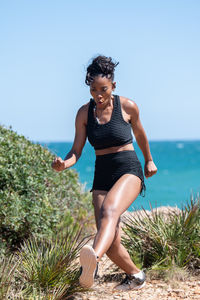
79, 245, 97, 288
115, 271, 146, 291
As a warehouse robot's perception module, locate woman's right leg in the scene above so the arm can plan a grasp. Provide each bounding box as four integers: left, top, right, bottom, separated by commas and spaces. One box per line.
92, 190, 140, 275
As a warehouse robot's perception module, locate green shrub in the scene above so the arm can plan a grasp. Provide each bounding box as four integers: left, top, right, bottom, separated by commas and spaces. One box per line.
0, 125, 92, 253
0, 221, 91, 299
122, 195, 200, 271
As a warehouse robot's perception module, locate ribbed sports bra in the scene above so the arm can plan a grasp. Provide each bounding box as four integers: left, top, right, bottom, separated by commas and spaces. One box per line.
86, 94, 133, 150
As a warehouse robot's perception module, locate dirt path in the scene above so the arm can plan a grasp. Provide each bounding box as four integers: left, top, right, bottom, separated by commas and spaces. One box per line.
73, 256, 200, 300
73, 207, 200, 299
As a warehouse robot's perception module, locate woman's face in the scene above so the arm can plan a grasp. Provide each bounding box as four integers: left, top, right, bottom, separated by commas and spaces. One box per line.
90, 75, 116, 108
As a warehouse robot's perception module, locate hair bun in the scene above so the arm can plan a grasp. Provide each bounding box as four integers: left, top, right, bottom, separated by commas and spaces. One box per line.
85, 55, 119, 86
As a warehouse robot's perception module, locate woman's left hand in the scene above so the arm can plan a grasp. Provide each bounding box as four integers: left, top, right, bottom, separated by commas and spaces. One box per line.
144, 161, 157, 178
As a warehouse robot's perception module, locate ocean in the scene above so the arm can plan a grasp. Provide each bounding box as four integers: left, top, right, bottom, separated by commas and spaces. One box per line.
40, 141, 200, 211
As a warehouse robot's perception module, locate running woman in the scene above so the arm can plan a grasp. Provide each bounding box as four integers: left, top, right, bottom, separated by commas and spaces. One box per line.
52, 55, 157, 291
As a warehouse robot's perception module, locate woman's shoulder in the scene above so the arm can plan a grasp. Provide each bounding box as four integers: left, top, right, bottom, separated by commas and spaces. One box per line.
78, 101, 90, 113
76, 101, 90, 124
118, 95, 139, 115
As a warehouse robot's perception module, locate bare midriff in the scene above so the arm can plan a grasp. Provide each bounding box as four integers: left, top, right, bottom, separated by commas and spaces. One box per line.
95, 143, 134, 156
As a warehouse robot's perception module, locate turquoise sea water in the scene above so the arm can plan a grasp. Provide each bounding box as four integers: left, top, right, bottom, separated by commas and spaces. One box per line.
40, 141, 200, 211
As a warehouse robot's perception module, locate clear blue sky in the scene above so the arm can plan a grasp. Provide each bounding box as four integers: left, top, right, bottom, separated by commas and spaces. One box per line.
0, 0, 200, 142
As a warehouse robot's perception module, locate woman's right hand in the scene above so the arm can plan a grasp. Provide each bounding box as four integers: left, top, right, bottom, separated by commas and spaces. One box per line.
51, 157, 66, 172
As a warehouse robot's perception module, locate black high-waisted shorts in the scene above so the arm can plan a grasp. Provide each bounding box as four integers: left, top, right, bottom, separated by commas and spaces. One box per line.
91, 150, 146, 196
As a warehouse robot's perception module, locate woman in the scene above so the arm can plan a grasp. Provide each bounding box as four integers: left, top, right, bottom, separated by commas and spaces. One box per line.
52, 55, 157, 291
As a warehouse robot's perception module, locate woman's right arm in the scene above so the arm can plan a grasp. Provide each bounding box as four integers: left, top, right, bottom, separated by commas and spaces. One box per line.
52, 104, 88, 172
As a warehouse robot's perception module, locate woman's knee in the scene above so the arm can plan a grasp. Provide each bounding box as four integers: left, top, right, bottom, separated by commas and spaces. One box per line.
95, 206, 119, 232
100, 204, 119, 222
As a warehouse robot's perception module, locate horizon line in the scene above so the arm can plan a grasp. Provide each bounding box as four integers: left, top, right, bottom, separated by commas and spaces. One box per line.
34, 138, 200, 143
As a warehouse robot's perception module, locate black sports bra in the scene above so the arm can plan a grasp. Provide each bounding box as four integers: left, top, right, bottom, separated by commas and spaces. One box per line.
86, 95, 133, 150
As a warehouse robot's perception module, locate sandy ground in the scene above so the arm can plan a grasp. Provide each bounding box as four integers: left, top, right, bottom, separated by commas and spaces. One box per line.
72, 206, 200, 300
70, 256, 200, 300
72, 255, 200, 299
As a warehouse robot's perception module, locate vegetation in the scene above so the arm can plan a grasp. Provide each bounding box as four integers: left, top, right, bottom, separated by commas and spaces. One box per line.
1, 124, 200, 298
0, 125, 93, 254
0, 225, 90, 299
122, 195, 200, 273
0, 124, 93, 298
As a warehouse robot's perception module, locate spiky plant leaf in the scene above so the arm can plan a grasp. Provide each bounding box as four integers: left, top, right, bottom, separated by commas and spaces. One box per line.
122, 194, 200, 271
17, 222, 91, 298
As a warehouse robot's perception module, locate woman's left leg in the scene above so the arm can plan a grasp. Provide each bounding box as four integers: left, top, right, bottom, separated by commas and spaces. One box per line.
93, 173, 141, 259
92, 190, 140, 274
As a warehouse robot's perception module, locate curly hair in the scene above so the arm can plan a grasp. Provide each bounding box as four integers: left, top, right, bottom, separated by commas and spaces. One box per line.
85, 55, 119, 86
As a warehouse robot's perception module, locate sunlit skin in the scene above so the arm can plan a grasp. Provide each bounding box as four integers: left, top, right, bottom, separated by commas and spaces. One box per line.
52, 75, 157, 275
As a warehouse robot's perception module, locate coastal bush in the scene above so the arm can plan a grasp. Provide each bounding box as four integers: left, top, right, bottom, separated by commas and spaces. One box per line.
0, 221, 90, 299
122, 195, 200, 271
17, 222, 89, 298
0, 125, 92, 253
0, 255, 19, 299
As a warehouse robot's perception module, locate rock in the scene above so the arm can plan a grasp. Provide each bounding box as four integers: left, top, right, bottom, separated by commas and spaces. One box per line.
173, 289, 184, 294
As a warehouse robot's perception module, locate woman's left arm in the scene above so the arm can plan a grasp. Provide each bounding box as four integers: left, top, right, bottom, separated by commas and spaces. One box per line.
129, 100, 157, 178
